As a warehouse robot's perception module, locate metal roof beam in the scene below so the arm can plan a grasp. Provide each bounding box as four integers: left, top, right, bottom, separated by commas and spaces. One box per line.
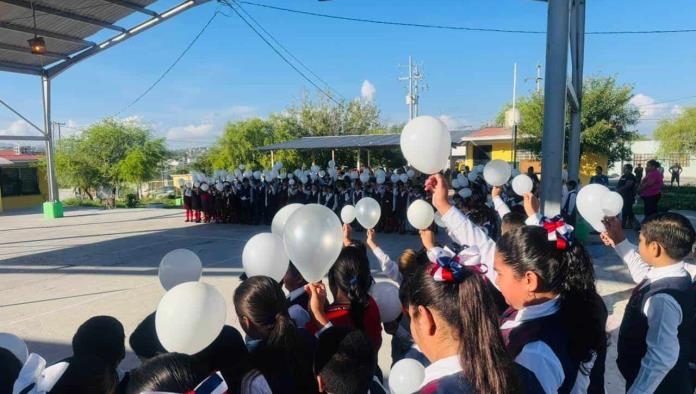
0, 21, 96, 47
0, 135, 46, 141
101, 0, 159, 17
0, 0, 127, 33
0, 59, 42, 75
0, 41, 70, 60
46, 0, 209, 78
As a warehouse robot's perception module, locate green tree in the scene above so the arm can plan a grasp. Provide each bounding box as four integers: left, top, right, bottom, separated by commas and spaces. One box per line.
654, 106, 696, 157
496, 76, 640, 165
54, 118, 166, 203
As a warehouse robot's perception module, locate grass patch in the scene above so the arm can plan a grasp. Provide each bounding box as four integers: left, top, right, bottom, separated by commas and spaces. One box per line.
61, 197, 180, 209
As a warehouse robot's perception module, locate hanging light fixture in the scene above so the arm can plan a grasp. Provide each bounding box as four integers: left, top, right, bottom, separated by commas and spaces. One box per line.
27, 1, 46, 55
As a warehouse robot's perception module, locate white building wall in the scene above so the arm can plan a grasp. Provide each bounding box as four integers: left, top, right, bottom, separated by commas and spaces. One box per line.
609, 140, 696, 178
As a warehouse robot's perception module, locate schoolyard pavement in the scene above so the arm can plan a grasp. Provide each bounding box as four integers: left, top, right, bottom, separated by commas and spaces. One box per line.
1, 206, 695, 390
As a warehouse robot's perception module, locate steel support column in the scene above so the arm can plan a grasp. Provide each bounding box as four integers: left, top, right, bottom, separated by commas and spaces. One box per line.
540, 0, 570, 216
41, 74, 59, 203
568, 0, 585, 183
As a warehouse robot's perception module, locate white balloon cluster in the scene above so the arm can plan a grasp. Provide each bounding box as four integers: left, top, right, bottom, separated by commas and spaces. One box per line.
577, 184, 623, 232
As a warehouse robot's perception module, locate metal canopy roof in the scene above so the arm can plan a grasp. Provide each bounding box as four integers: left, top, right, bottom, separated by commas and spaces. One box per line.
257, 129, 479, 151
0, 0, 209, 77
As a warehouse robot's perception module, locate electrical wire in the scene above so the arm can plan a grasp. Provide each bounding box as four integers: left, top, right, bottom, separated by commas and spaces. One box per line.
232, 2, 344, 100
219, 1, 342, 105
114, 9, 220, 116
239, 1, 696, 36
633, 95, 696, 108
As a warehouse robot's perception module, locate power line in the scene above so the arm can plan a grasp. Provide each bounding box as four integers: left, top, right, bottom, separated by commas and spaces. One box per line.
115, 9, 220, 116
634, 95, 696, 108
232, 2, 344, 101
239, 1, 696, 36
219, 1, 341, 105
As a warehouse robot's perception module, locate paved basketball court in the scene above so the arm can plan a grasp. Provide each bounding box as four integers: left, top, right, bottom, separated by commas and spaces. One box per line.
3, 206, 687, 390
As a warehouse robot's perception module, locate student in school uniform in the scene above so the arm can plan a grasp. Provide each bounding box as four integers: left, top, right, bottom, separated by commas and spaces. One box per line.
321, 184, 338, 214
560, 180, 578, 226
283, 262, 311, 328
183, 183, 193, 222
305, 245, 383, 353
403, 244, 523, 394
601, 213, 696, 394
426, 173, 607, 393
127, 353, 230, 394
313, 327, 386, 394
234, 276, 319, 394
191, 184, 202, 223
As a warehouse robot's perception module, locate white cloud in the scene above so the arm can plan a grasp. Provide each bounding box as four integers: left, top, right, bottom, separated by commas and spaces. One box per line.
630, 93, 684, 135
438, 114, 467, 130
166, 122, 216, 141
361, 80, 376, 102
1, 119, 35, 136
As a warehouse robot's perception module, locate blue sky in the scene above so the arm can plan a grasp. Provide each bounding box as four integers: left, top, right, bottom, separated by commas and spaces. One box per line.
1, 0, 695, 148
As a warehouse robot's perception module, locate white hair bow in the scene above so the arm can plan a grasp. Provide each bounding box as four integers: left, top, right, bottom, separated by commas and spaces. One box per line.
12, 354, 69, 394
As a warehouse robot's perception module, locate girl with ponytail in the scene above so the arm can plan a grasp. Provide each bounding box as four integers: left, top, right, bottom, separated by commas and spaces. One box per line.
426, 173, 606, 393
306, 245, 383, 353
233, 276, 318, 394
495, 220, 607, 393
405, 244, 523, 393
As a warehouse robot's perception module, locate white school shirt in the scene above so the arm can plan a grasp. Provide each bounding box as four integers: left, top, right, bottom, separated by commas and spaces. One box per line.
370, 246, 402, 284
492, 196, 511, 219
613, 240, 688, 394
441, 206, 499, 285
420, 355, 463, 388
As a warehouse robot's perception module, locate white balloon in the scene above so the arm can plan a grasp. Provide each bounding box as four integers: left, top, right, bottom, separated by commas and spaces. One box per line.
272, 203, 303, 236
300, 176, 309, 184
407, 200, 435, 230
390, 174, 399, 184
215, 182, 224, 192
434, 212, 446, 228
467, 172, 479, 183
355, 197, 381, 229
0, 333, 28, 364
399, 174, 409, 183
483, 160, 512, 186
350, 171, 359, 180
328, 160, 335, 168
200, 183, 209, 192
287, 173, 294, 179
341, 205, 356, 224
193, 181, 200, 188
602, 191, 624, 217
310, 173, 318, 181
275, 161, 283, 169
156, 282, 226, 355
319, 170, 326, 178
577, 184, 610, 232
239, 164, 245, 170
242, 233, 289, 282
369, 282, 402, 323
389, 358, 426, 394
400, 116, 452, 174
451, 178, 460, 189
359, 173, 370, 184
253, 171, 261, 180
159, 249, 202, 291
283, 204, 343, 283
407, 169, 415, 178
511, 174, 533, 196
458, 188, 473, 199
289, 179, 295, 185
377, 175, 385, 184
311, 165, 320, 173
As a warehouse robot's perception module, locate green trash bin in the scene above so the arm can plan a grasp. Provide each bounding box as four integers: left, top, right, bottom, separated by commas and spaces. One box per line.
43, 201, 64, 219
175, 197, 183, 207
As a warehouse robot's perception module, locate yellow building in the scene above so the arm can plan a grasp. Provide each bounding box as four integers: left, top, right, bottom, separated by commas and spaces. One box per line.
0, 149, 48, 213
451, 127, 607, 185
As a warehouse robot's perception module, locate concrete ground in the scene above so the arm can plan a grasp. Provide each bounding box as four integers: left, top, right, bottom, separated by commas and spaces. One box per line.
1, 206, 694, 391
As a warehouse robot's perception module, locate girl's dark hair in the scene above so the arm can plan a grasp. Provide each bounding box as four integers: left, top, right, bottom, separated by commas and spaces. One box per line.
126, 353, 207, 394
193, 326, 249, 392
72, 315, 125, 369
51, 355, 118, 394
233, 276, 317, 393
328, 246, 373, 329
496, 226, 607, 368
0, 348, 21, 394
406, 263, 521, 394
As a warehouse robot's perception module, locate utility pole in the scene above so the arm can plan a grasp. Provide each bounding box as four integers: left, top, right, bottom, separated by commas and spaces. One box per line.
399, 56, 424, 120
512, 63, 518, 168
525, 63, 544, 94
52, 121, 65, 141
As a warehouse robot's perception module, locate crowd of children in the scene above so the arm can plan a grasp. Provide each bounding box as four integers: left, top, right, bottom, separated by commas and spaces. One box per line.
2, 172, 695, 394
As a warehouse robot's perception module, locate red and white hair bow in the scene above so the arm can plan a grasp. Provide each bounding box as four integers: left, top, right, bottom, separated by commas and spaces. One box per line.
142, 371, 228, 394
542, 215, 574, 250
429, 246, 486, 283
